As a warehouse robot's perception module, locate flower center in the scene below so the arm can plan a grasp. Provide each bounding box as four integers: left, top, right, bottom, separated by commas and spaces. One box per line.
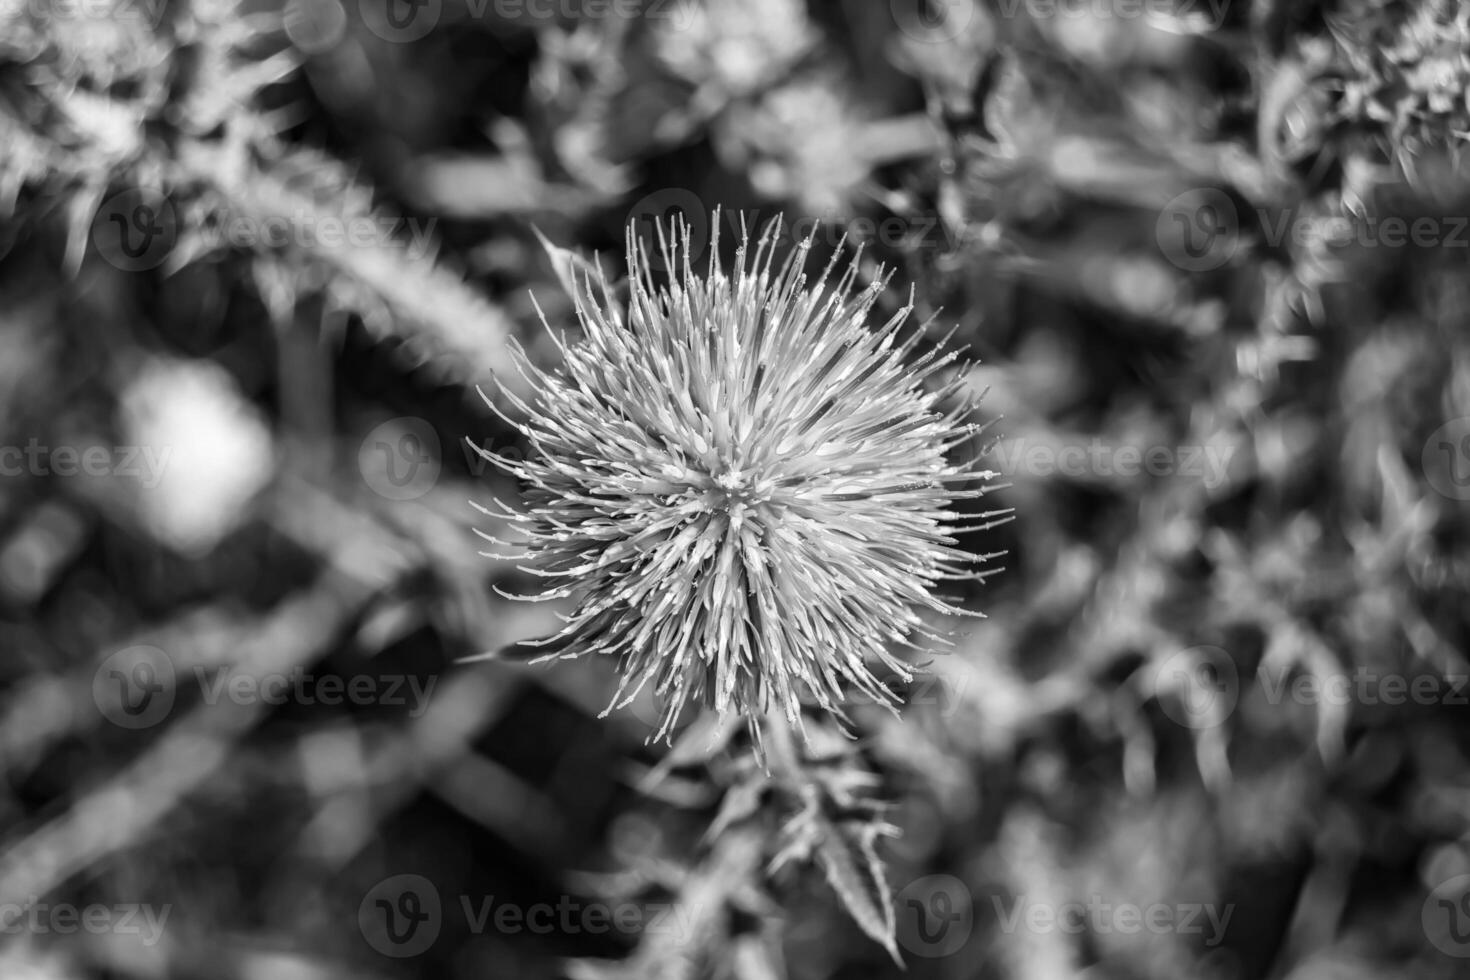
710, 466, 774, 530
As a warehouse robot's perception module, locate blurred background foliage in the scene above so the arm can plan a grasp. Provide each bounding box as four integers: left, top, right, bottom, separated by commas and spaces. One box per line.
3, 0, 1470, 977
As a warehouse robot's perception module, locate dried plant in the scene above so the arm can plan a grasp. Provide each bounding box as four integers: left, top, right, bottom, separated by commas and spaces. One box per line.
474, 214, 1006, 749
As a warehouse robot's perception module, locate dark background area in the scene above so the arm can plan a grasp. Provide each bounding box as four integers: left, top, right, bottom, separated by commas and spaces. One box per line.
3, 0, 1470, 977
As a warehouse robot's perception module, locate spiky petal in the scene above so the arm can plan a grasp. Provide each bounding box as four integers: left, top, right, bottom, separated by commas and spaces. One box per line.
475, 214, 1004, 745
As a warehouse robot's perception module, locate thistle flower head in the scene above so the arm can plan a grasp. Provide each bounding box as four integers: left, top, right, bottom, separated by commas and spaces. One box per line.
476, 214, 1003, 745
